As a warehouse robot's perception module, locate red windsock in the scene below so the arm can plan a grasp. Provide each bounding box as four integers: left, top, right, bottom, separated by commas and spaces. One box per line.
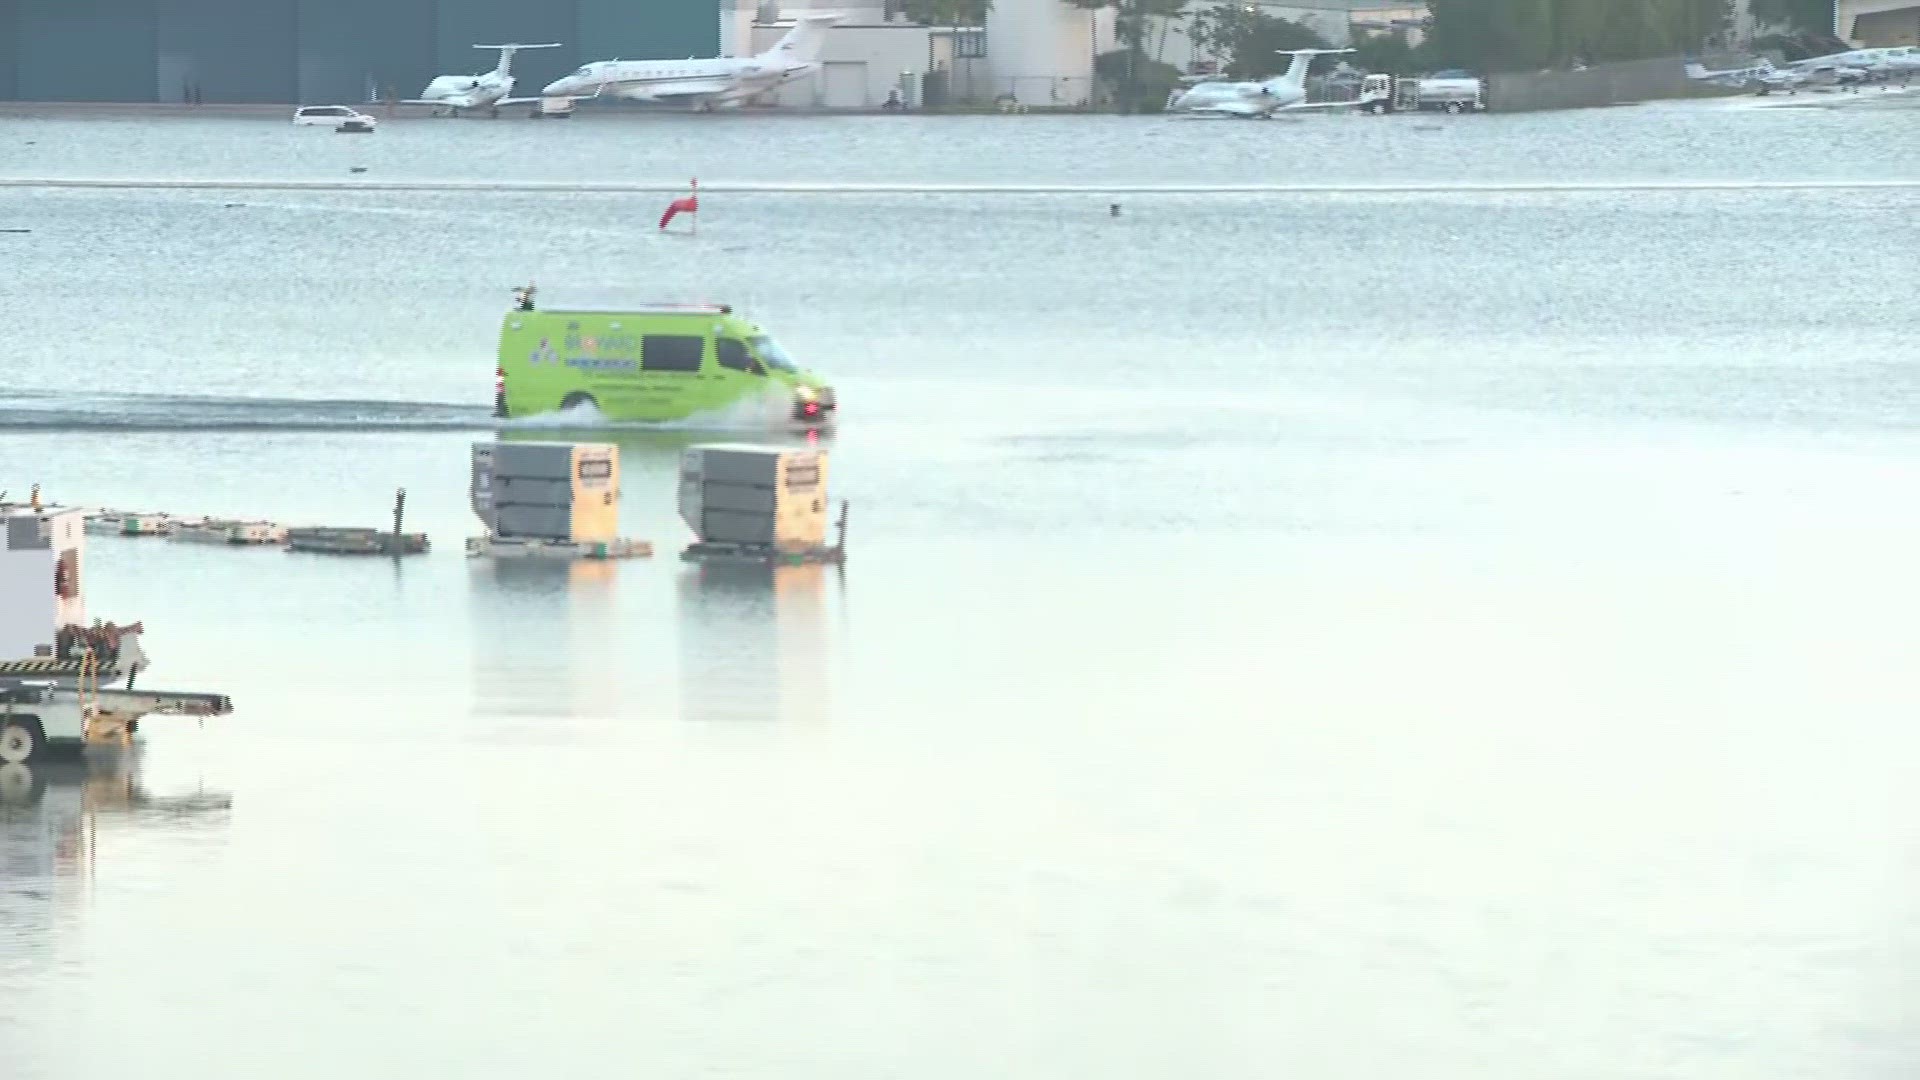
658, 183, 699, 230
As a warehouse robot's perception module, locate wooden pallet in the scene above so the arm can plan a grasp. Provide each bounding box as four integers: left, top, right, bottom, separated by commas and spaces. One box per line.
680, 541, 844, 567
465, 535, 653, 560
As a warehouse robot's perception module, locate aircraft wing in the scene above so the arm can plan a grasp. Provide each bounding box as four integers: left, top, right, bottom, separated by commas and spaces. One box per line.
397, 98, 456, 106
495, 96, 552, 106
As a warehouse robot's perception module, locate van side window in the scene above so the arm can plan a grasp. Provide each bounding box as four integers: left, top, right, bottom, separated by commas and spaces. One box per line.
642, 334, 704, 373
715, 338, 763, 375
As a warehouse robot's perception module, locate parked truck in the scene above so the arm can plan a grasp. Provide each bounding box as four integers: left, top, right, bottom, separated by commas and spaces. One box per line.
1357, 70, 1488, 114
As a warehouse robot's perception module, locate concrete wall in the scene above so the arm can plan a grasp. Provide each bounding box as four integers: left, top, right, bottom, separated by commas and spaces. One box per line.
985, 0, 1107, 106
1488, 55, 1706, 112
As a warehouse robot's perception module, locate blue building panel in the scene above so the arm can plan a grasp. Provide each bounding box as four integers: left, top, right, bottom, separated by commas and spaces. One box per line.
577, 0, 716, 62
296, 0, 385, 105
155, 0, 296, 103
16, 0, 156, 102
0, 0, 721, 103
0, 0, 17, 100
365, 0, 436, 104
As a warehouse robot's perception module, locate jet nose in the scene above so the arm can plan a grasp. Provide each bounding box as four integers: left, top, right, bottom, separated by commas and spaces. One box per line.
541, 78, 570, 96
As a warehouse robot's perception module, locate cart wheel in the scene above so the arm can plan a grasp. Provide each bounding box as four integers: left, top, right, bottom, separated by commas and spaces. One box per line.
0, 717, 44, 765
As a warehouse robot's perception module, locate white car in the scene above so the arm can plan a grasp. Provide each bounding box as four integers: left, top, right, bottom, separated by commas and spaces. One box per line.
292, 105, 377, 131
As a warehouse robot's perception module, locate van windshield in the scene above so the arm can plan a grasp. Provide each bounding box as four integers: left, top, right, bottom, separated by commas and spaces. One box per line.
748, 335, 799, 373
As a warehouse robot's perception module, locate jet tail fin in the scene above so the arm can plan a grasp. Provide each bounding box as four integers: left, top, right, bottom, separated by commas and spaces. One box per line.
475, 42, 563, 78
1266, 48, 1355, 91
760, 12, 844, 64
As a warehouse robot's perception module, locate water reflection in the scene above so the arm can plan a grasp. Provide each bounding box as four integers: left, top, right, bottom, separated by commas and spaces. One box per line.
676, 563, 834, 724
467, 559, 627, 725
0, 754, 231, 962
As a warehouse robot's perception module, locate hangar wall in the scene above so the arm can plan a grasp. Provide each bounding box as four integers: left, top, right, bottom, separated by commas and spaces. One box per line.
0, 0, 722, 103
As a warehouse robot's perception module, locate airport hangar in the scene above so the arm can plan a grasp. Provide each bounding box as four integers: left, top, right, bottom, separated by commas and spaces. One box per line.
0, 0, 722, 105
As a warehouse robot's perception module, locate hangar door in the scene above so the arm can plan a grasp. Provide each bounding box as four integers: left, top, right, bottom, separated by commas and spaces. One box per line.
820, 62, 867, 108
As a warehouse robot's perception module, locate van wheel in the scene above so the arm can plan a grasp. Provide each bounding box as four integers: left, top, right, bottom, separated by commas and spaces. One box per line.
1445, 101, 1463, 114
0, 716, 44, 765
559, 391, 599, 414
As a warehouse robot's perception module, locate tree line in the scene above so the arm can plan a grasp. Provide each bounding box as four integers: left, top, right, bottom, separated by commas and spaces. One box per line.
892, 0, 1846, 106
1422, 0, 1737, 71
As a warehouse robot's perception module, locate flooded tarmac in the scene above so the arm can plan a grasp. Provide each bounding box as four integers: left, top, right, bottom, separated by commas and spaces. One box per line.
2, 109, 1918, 1079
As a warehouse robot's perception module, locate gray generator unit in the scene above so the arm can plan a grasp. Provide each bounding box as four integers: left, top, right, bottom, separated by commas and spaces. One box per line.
679, 444, 830, 551
471, 441, 621, 544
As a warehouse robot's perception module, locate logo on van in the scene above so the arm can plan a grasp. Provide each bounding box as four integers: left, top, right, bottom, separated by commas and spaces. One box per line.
530, 339, 558, 366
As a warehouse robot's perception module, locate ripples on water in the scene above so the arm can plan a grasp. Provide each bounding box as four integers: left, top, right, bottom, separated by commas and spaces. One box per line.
1, 113, 1917, 1080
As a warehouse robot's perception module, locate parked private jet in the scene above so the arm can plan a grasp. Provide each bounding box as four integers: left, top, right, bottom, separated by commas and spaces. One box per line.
1168, 49, 1359, 117
402, 43, 562, 116
540, 12, 842, 110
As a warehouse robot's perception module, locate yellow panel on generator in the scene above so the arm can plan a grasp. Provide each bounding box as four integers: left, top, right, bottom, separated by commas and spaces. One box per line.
679, 444, 831, 553
568, 444, 620, 543
775, 450, 829, 550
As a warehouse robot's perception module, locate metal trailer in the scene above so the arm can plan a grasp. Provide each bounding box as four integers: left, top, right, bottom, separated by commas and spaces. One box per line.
1, 675, 233, 765
1, 499, 234, 766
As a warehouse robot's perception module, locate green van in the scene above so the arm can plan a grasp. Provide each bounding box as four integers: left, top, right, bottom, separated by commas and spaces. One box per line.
494, 294, 836, 426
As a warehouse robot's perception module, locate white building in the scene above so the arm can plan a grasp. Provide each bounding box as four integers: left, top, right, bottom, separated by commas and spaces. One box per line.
749, 14, 948, 106
733, 0, 1434, 109
983, 0, 1115, 107
733, 2, 976, 107
745, 0, 1111, 108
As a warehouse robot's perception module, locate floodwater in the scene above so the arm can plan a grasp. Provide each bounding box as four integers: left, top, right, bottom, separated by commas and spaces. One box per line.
1, 104, 1918, 1080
